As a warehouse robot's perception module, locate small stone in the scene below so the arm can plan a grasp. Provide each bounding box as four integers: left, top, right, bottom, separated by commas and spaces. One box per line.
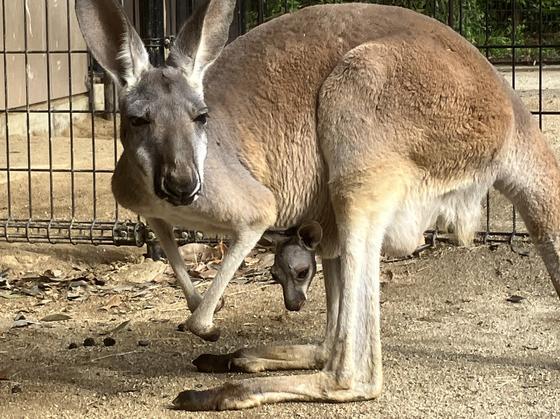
103, 337, 116, 347
138, 340, 150, 347
83, 337, 96, 347
506, 295, 525, 304
177, 323, 187, 332
68, 342, 78, 350
11, 383, 22, 394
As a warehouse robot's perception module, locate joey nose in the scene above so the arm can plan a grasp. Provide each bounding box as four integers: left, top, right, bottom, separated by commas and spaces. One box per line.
286, 299, 305, 312
284, 295, 306, 311
158, 170, 201, 206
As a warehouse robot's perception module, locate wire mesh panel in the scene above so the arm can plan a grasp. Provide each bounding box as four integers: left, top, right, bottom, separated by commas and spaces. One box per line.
0, 0, 143, 245
0, 0, 559, 247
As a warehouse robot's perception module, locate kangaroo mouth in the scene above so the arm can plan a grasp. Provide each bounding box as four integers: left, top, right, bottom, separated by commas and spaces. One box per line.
162, 187, 200, 206
154, 174, 202, 207
284, 297, 306, 312
166, 192, 199, 207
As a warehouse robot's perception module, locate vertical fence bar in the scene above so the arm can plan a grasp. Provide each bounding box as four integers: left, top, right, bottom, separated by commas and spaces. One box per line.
175, 0, 188, 32
447, 0, 454, 29
139, 0, 165, 66
112, 78, 119, 220
239, 0, 246, 35
2, 0, 11, 218
66, 0, 76, 218
484, 0, 491, 239
235, 0, 243, 36
115, 0, 124, 221
88, 55, 97, 222
511, 0, 516, 90
511, 0, 517, 236
23, 0, 33, 220
458, 0, 463, 34
258, 0, 265, 25
484, 0, 489, 58
538, 0, 543, 131
45, 0, 54, 218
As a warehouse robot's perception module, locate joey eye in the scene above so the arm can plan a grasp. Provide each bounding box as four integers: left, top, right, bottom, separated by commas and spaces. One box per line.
296, 268, 310, 280
129, 116, 150, 127
194, 112, 208, 126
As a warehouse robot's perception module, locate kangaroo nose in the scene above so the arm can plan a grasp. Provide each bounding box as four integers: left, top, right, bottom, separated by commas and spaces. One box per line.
158, 171, 201, 206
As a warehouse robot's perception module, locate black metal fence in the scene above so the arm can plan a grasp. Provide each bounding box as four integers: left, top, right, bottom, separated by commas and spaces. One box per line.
1, 0, 559, 248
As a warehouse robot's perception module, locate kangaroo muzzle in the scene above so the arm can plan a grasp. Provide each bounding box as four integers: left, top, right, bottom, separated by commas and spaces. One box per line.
156, 169, 201, 206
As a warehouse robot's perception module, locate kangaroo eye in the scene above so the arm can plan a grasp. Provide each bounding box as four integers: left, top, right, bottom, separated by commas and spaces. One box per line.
296, 268, 309, 280
194, 112, 208, 126
129, 116, 150, 127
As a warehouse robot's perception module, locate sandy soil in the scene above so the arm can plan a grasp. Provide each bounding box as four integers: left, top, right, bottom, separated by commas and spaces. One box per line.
0, 241, 559, 418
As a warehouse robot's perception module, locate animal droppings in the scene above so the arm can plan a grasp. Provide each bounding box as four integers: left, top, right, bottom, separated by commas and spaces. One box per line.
506, 295, 525, 304
103, 337, 116, 347
83, 337, 96, 347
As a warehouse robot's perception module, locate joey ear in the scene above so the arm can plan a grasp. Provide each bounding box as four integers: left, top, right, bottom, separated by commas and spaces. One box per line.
75, 0, 151, 88
167, 0, 236, 88
297, 222, 323, 251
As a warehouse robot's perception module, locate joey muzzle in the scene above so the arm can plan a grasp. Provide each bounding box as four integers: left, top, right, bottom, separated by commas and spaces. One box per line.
281, 282, 307, 311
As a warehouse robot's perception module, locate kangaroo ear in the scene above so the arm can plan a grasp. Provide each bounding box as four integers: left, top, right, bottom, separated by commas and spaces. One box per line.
167, 0, 236, 89
75, 0, 151, 88
297, 222, 323, 251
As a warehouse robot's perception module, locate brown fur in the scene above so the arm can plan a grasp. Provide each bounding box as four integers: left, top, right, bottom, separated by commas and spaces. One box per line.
76, 1, 560, 410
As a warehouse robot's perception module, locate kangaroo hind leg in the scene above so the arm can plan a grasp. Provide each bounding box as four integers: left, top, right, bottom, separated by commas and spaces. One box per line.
496, 129, 560, 298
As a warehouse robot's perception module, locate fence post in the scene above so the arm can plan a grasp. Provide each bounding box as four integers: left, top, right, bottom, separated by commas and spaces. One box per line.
139, 0, 165, 66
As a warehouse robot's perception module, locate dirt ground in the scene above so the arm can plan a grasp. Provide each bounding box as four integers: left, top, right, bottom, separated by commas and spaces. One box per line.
0, 241, 559, 418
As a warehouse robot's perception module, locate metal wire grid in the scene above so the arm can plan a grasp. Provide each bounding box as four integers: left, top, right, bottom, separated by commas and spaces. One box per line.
0, 0, 559, 247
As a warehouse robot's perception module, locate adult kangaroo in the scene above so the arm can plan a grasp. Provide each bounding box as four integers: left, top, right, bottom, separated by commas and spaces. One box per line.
75, 0, 560, 411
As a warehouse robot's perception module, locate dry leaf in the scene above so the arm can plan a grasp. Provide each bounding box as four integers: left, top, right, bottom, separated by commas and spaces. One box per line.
255, 253, 275, 270
67, 287, 88, 301
11, 319, 36, 328
381, 270, 394, 283
100, 319, 130, 336
42, 269, 65, 281
41, 313, 72, 322
101, 295, 122, 311
244, 257, 260, 267
0, 291, 19, 300
217, 242, 228, 261
179, 243, 220, 263
200, 268, 218, 280
0, 368, 11, 381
